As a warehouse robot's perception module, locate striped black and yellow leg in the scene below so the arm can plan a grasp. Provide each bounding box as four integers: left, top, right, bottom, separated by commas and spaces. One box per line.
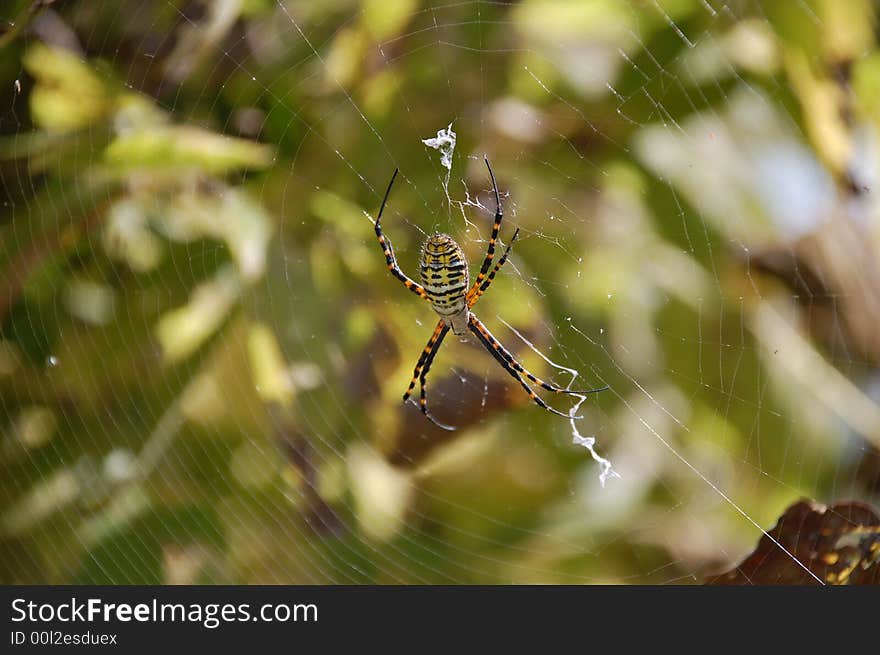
402, 320, 446, 402
469, 157, 505, 295
467, 227, 519, 308
470, 314, 607, 395
375, 168, 430, 301
468, 315, 582, 419
402, 320, 455, 430
418, 326, 455, 431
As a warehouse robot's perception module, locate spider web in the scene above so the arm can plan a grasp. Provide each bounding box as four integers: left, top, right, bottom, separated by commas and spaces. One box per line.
1, 0, 878, 585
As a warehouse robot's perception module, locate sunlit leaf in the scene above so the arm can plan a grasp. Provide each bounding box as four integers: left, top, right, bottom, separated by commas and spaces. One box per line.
156, 266, 241, 364
22, 43, 112, 131
104, 126, 273, 174
247, 322, 294, 406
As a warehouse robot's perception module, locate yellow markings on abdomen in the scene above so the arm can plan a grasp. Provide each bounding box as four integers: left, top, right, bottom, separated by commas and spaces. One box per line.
419, 233, 469, 317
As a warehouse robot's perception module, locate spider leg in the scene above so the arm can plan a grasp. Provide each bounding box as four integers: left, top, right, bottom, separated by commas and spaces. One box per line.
468, 314, 583, 420
402, 319, 455, 431
470, 314, 608, 395
467, 227, 519, 308
467, 157, 505, 299
375, 168, 430, 301
402, 319, 445, 402
417, 327, 456, 431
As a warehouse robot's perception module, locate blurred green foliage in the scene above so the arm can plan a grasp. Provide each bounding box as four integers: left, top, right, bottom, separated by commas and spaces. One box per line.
1, 0, 879, 584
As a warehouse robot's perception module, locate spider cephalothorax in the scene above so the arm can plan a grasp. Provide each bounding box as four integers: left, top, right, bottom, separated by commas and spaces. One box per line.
374, 157, 606, 430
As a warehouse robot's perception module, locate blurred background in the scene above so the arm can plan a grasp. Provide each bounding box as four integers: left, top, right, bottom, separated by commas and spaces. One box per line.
1, 0, 879, 584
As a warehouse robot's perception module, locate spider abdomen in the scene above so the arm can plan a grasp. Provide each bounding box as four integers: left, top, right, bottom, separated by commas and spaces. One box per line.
419, 233, 470, 319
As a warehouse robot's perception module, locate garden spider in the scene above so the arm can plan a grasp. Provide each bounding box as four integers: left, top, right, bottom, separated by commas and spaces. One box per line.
374, 157, 606, 430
